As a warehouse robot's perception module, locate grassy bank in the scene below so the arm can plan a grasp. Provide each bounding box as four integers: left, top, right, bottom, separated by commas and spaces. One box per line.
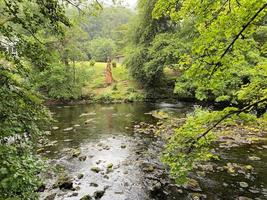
77, 62, 145, 103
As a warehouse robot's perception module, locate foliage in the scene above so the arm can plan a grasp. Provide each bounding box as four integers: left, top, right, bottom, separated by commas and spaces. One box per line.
112, 61, 117, 68
153, 0, 267, 103
0, 0, 100, 199
32, 63, 92, 100
83, 6, 134, 41
89, 59, 96, 66
162, 106, 266, 184
124, 0, 175, 86
88, 37, 116, 62
150, 0, 267, 184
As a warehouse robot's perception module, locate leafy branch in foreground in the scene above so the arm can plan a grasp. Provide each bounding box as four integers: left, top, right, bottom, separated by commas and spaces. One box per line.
187, 98, 267, 153
162, 99, 267, 184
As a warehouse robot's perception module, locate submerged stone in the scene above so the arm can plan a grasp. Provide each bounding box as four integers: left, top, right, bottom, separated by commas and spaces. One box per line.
248, 156, 261, 161
79, 155, 87, 161
91, 166, 101, 173
90, 182, 98, 187
80, 194, 92, 200
93, 190, 105, 199
239, 182, 249, 188
107, 163, 113, 169
63, 127, 74, 132
77, 174, 84, 179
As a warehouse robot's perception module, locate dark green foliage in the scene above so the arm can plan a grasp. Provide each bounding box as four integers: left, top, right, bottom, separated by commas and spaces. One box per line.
0, 0, 75, 199
125, 0, 176, 86
90, 59, 96, 66
32, 63, 91, 100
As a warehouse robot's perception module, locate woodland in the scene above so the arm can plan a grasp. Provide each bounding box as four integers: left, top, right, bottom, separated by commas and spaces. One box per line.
0, 0, 266, 199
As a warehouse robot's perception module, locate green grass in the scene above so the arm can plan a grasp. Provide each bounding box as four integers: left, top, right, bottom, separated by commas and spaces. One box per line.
76, 61, 145, 102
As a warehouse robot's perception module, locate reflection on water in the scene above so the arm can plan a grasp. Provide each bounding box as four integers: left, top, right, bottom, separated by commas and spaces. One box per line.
40, 102, 267, 200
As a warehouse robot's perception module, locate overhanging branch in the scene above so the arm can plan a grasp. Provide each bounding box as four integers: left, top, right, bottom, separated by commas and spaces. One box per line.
208, 3, 267, 78
187, 98, 267, 153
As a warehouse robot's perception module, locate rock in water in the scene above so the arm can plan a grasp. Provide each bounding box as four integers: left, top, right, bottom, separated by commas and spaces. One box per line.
93, 190, 105, 199
184, 179, 202, 192
239, 182, 249, 188
53, 174, 73, 190
80, 194, 92, 200
237, 197, 252, 200
44, 193, 57, 200
151, 110, 169, 119
248, 156, 261, 161
79, 155, 87, 161
107, 163, 113, 169
77, 174, 84, 179
71, 148, 81, 158
90, 182, 98, 187
63, 127, 73, 132
91, 166, 101, 173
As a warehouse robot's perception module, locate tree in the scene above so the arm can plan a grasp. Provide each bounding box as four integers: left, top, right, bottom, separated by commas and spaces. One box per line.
151, 0, 267, 183
88, 37, 116, 61
0, 0, 99, 198
124, 0, 176, 86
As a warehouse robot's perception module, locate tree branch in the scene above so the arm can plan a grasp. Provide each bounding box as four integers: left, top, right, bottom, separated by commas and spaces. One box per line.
209, 3, 267, 78
187, 98, 267, 153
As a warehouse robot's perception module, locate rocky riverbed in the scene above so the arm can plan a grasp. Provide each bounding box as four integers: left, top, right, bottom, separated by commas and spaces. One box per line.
38, 102, 267, 200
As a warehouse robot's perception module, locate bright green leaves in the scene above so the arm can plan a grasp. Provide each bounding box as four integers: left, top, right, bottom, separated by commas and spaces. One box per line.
153, 0, 267, 104
162, 107, 219, 184
162, 106, 263, 184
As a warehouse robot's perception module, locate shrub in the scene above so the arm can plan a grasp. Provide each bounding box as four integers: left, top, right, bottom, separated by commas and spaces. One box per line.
89, 59, 96, 67
112, 61, 117, 68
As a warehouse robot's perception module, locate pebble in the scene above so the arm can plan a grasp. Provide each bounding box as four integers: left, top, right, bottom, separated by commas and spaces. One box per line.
239, 182, 249, 188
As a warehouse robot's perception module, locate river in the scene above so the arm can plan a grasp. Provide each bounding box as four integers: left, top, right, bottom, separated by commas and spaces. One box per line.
40, 102, 267, 200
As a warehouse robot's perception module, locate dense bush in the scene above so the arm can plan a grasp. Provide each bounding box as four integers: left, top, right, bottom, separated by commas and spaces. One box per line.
32, 64, 91, 100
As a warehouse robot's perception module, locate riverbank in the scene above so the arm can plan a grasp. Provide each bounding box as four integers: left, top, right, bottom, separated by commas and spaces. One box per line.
44, 62, 193, 106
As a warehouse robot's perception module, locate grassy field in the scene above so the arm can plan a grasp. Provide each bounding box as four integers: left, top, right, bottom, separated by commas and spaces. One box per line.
76, 62, 145, 102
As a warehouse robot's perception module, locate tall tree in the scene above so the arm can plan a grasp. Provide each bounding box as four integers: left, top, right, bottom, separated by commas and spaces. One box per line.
124, 0, 175, 86
0, 0, 99, 198
152, 0, 267, 183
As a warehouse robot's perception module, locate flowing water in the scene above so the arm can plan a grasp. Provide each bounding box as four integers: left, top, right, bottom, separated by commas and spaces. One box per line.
40, 102, 267, 200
